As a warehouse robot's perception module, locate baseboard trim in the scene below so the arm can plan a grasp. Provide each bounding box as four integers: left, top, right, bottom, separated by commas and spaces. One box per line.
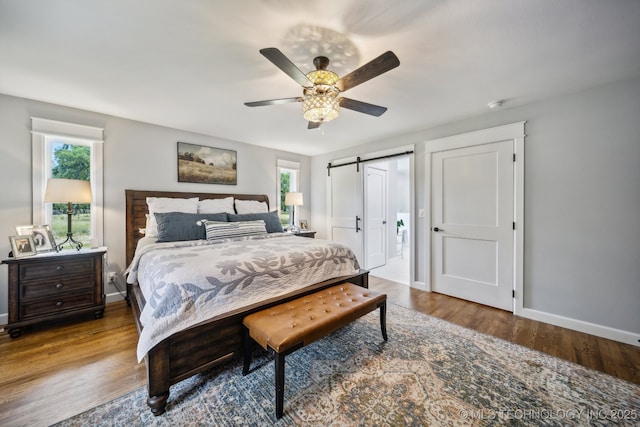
106, 291, 126, 304
519, 307, 640, 347
410, 280, 426, 290
6, 292, 636, 347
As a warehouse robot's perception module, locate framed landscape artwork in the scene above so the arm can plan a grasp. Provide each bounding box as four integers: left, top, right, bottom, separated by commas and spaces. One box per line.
177, 142, 237, 185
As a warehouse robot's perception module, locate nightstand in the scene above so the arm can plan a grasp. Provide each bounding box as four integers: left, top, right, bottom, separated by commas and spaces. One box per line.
2, 247, 106, 338
295, 231, 316, 238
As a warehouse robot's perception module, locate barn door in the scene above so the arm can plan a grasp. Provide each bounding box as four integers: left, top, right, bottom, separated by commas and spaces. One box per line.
327, 165, 364, 264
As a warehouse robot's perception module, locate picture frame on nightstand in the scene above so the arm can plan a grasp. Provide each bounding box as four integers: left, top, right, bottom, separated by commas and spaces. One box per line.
15, 224, 56, 253
299, 219, 308, 230
9, 235, 37, 258
14, 224, 34, 235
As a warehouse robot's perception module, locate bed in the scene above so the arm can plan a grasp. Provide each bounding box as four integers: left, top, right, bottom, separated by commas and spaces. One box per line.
124, 189, 369, 415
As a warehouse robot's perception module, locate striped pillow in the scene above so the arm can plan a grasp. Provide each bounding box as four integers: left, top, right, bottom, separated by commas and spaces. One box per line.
200, 220, 267, 241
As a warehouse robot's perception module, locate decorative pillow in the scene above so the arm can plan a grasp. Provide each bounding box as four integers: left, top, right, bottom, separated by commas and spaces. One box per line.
228, 211, 283, 233
155, 212, 228, 242
145, 197, 198, 238
234, 199, 268, 214
198, 197, 234, 214
201, 220, 267, 241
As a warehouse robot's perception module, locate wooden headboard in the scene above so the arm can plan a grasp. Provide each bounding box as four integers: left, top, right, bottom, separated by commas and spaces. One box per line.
125, 189, 270, 267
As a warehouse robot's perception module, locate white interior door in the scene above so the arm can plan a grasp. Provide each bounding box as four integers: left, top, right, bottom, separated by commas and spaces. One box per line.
328, 165, 364, 265
432, 140, 514, 311
365, 166, 387, 269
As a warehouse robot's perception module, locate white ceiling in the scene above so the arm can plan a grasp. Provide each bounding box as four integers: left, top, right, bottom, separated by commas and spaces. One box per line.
1, 0, 639, 156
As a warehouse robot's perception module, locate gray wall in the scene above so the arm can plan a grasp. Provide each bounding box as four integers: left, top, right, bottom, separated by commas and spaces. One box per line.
0, 94, 310, 316
311, 75, 640, 335
2, 75, 638, 336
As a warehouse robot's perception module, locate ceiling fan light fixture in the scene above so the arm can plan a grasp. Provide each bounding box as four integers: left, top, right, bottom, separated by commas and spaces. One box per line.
247, 48, 399, 128
303, 94, 340, 123
305, 69, 339, 86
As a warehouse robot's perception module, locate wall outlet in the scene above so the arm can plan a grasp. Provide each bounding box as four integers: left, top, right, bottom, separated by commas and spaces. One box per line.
108, 272, 117, 282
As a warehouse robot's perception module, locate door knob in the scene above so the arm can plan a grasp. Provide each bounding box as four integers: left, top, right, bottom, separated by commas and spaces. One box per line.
433, 227, 443, 232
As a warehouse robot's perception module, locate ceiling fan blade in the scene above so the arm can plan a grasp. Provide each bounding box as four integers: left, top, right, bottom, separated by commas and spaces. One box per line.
340, 97, 388, 117
244, 97, 303, 107
336, 51, 400, 92
308, 121, 321, 129
260, 48, 313, 87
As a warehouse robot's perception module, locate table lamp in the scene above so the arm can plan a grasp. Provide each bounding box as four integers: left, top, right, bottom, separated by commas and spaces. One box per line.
44, 178, 92, 250
284, 192, 303, 233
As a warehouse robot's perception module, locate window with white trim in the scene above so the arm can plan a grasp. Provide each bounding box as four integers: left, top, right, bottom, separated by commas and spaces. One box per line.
276, 159, 300, 227
31, 118, 104, 247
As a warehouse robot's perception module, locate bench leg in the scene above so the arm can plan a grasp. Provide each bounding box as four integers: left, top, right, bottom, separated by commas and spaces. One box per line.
380, 302, 388, 341
242, 326, 252, 376
275, 351, 285, 419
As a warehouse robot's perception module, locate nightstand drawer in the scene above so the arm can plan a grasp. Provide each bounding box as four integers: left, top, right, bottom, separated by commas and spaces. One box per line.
19, 258, 94, 281
20, 275, 94, 299
21, 292, 94, 319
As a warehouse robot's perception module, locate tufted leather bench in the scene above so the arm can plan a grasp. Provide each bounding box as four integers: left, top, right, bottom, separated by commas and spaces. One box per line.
242, 282, 387, 419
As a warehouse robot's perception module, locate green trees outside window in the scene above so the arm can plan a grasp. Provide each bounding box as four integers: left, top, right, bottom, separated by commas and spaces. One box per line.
50, 143, 91, 244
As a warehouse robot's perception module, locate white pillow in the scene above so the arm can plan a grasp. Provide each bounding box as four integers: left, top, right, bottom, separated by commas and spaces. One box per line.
234, 199, 268, 214
145, 197, 198, 238
198, 196, 234, 214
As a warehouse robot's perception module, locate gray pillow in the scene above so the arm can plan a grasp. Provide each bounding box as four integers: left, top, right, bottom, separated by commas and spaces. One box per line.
155, 212, 228, 242
227, 211, 283, 233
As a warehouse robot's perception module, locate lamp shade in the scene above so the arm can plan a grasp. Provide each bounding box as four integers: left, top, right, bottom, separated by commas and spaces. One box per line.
44, 178, 92, 203
284, 192, 303, 206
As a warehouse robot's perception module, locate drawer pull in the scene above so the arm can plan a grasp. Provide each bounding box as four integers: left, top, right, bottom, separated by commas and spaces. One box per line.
56, 265, 64, 272
56, 301, 64, 307
56, 283, 64, 289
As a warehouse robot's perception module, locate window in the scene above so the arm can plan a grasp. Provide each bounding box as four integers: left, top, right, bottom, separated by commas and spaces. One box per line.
32, 118, 104, 247
276, 159, 300, 227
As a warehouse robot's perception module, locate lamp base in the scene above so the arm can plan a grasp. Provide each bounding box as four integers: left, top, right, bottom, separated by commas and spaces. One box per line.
56, 233, 83, 251
286, 225, 300, 233
56, 205, 83, 251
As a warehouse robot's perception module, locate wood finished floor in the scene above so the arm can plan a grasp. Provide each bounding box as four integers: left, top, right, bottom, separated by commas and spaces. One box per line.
1, 277, 638, 426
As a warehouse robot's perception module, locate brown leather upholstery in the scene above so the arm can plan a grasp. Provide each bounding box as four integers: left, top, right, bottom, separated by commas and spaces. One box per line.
243, 282, 386, 353
242, 282, 387, 418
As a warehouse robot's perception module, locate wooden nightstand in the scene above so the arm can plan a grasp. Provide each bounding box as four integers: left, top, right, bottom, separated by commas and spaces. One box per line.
2, 247, 106, 338
295, 231, 316, 238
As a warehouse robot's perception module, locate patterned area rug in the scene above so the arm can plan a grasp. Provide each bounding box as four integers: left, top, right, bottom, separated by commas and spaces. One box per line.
56, 303, 639, 426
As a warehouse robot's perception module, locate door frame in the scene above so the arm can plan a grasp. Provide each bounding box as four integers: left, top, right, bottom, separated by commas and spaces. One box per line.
424, 122, 525, 312
327, 145, 416, 285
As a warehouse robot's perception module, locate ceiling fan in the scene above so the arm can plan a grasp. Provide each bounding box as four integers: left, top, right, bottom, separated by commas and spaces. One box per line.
245, 48, 400, 129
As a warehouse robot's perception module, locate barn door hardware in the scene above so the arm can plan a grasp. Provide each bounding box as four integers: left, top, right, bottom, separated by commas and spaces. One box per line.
327, 150, 414, 176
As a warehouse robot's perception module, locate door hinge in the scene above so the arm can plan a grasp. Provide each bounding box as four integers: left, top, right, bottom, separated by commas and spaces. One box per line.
512, 290, 515, 298
513, 153, 516, 162
513, 222, 516, 230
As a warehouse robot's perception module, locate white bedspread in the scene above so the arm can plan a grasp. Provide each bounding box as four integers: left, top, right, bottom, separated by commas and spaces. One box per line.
126, 233, 360, 361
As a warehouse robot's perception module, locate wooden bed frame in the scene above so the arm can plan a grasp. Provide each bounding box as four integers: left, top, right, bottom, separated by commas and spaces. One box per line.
125, 189, 369, 415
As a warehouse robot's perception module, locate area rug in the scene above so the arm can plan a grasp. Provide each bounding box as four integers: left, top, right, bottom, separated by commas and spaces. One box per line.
56, 303, 639, 426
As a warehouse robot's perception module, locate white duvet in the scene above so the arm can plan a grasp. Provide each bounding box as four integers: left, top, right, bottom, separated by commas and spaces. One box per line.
126, 233, 360, 361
